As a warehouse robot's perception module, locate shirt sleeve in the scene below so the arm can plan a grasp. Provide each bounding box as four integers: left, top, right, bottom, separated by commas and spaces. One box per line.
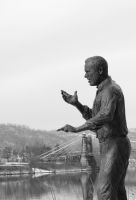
81, 105, 92, 120
86, 88, 118, 129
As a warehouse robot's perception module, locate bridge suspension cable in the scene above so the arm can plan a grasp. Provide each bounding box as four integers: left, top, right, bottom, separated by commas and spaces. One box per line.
37, 135, 81, 158
38, 134, 82, 159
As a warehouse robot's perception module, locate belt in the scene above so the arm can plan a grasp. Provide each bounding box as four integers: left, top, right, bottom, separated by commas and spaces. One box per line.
99, 135, 127, 143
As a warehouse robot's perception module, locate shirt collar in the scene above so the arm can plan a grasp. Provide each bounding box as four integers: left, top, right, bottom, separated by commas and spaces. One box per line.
97, 76, 111, 91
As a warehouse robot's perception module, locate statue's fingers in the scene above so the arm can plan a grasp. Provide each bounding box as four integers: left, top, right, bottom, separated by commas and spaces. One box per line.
62, 95, 68, 102
61, 92, 67, 99
62, 94, 72, 103
57, 129, 60, 132
61, 90, 71, 97
57, 127, 64, 131
74, 91, 77, 96
61, 90, 65, 95
64, 127, 69, 132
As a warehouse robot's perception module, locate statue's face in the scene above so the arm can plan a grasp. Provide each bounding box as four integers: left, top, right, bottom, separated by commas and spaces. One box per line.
84, 61, 100, 86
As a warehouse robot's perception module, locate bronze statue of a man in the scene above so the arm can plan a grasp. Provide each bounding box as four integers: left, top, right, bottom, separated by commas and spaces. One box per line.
57, 56, 131, 200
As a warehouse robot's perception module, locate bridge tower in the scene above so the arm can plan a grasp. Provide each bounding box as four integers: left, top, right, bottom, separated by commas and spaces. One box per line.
80, 133, 89, 168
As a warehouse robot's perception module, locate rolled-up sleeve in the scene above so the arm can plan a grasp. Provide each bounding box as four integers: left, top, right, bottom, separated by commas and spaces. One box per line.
82, 105, 92, 120
86, 88, 118, 129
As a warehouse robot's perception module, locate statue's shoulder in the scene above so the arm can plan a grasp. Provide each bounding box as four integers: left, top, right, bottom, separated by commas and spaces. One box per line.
109, 80, 124, 97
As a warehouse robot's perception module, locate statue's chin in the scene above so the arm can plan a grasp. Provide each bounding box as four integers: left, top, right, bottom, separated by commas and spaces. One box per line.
88, 81, 96, 86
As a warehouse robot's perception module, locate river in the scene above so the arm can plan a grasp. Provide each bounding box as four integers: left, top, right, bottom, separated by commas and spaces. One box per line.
0, 164, 136, 200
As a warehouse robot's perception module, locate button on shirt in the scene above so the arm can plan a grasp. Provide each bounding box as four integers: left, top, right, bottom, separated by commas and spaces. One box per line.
82, 76, 128, 142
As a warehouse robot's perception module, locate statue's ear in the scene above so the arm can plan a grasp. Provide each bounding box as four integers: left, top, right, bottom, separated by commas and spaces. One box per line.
98, 66, 103, 75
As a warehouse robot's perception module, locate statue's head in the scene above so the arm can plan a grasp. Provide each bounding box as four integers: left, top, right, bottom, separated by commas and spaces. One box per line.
84, 56, 108, 86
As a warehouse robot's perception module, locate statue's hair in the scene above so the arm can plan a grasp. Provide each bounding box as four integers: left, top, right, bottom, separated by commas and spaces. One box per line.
85, 56, 108, 76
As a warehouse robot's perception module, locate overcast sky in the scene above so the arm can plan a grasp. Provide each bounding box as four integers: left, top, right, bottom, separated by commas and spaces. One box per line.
0, 0, 136, 130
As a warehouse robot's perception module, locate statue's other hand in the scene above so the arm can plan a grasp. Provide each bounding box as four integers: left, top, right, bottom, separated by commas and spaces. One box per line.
57, 124, 76, 132
61, 90, 78, 105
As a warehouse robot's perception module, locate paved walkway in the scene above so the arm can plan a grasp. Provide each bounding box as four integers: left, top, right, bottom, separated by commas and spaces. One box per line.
92, 187, 136, 200
127, 186, 136, 200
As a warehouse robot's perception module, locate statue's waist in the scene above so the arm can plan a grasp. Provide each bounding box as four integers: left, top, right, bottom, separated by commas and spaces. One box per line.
96, 125, 127, 142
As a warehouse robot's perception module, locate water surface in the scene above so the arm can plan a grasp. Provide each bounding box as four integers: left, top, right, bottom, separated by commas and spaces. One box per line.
0, 162, 135, 200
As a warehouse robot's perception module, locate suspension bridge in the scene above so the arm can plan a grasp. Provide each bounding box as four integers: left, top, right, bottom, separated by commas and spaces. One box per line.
38, 133, 96, 158
30, 132, 101, 174
31, 132, 136, 174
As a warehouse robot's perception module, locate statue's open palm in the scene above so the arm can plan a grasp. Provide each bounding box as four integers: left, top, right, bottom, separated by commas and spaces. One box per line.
61, 90, 78, 105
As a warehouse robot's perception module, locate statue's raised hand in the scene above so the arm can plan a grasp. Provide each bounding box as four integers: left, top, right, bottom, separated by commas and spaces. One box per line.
61, 90, 78, 106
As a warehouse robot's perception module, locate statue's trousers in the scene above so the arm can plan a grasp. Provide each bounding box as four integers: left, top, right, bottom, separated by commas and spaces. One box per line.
96, 136, 131, 200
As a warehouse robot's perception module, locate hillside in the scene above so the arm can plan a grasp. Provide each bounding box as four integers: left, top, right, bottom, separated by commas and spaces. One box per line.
0, 124, 70, 149
0, 124, 85, 153
0, 124, 135, 153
